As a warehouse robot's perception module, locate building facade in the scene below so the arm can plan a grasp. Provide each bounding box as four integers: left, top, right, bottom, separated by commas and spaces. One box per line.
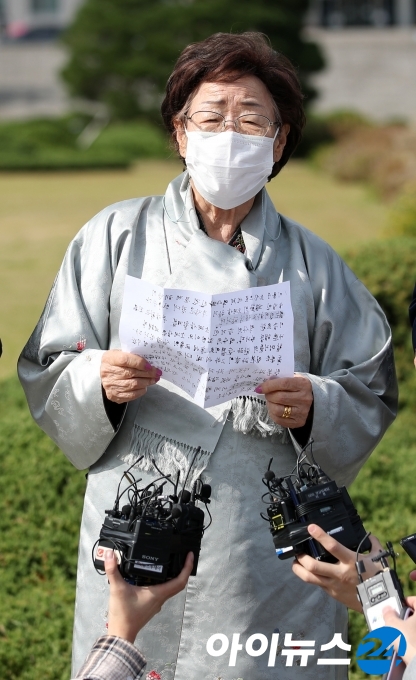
0, 1, 415, 120
0, 0, 415, 39
0, 0, 84, 38
308, 0, 415, 26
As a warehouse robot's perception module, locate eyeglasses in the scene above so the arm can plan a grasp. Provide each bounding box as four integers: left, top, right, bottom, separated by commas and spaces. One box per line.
185, 111, 280, 137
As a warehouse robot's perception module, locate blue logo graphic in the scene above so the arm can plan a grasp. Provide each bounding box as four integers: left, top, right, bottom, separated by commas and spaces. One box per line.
356, 627, 406, 675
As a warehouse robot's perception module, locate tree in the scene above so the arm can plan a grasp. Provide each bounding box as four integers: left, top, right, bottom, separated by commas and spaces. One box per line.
61, 0, 324, 119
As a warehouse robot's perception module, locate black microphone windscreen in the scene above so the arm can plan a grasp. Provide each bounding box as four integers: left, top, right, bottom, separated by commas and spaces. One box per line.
201, 484, 211, 499
171, 505, 182, 518
181, 490, 191, 504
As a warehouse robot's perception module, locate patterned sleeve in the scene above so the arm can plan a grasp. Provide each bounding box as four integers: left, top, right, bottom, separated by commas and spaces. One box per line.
73, 635, 146, 680
17, 205, 132, 470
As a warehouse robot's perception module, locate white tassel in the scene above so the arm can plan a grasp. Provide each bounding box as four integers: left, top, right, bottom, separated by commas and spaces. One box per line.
122, 424, 212, 489
122, 397, 288, 487
230, 396, 287, 439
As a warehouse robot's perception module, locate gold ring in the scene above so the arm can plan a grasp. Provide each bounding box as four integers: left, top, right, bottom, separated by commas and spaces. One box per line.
282, 405, 292, 419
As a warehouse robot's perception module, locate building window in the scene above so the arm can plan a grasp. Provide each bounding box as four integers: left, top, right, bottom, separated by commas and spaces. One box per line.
321, 0, 395, 26
31, 0, 59, 12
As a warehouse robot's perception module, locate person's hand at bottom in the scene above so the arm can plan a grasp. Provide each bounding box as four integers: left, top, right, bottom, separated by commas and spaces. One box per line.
292, 524, 383, 612
105, 550, 194, 643
383, 597, 416, 667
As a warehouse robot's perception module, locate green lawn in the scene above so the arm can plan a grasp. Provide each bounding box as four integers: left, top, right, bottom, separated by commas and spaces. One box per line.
0, 159, 387, 380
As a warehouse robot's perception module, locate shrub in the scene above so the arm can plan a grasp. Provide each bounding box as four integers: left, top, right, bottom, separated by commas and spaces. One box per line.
61, 0, 324, 119
294, 110, 372, 159
319, 109, 373, 140
342, 237, 416, 401
91, 121, 169, 159
293, 114, 335, 158
348, 408, 416, 679
0, 377, 86, 679
386, 185, 416, 238
0, 117, 170, 170
314, 122, 416, 199
342, 237, 416, 678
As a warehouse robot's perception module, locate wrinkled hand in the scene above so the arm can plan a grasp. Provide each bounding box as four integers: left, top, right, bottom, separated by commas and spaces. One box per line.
292, 524, 383, 612
105, 550, 194, 643
101, 350, 162, 404
384, 597, 416, 666
255, 375, 313, 428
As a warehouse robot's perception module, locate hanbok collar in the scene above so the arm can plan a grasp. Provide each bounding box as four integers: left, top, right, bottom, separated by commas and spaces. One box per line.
163, 171, 266, 272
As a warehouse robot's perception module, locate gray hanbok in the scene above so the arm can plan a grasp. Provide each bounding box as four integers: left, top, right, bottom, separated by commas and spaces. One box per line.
18, 172, 397, 680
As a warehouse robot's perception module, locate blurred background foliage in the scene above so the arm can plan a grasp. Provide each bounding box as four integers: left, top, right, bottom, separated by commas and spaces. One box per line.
0, 0, 326, 170
0, 116, 169, 170
60, 0, 324, 119
0, 377, 86, 680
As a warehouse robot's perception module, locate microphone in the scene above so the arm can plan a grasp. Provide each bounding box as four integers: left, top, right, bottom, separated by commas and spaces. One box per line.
171, 504, 182, 519
181, 490, 191, 504
200, 484, 211, 500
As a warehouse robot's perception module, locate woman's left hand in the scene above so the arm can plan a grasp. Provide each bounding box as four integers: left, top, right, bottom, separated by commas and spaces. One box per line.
256, 374, 313, 428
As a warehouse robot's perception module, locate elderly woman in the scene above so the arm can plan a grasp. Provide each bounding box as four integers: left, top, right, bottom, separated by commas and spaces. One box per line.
19, 32, 397, 680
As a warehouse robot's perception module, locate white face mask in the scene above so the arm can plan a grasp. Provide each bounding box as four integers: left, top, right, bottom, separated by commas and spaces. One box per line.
185, 129, 277, 210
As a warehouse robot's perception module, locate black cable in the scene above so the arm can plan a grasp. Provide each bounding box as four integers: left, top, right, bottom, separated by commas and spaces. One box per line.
114, 456, 143, 510
181, 446, 201, 493
174, 471, 180, 497
355, 531, 371, 583
142, 482, 167, 517
141, 475, 172, 496
203, 503, 212, 531
117, 479, 144, 506
305, 439, 317, 466
387, 541, 397, 573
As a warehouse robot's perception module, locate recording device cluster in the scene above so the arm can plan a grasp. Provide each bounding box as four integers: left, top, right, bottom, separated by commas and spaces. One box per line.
356, 539, 408, 632
93, 454, 212, 585
261, 442, 371, 562
355, 533, 416, 636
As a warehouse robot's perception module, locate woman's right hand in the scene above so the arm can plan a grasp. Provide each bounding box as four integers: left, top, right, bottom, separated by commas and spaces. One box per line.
101, 350, 162, 404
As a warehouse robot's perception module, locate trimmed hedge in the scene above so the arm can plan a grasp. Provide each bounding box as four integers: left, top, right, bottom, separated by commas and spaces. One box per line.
387, 188, 416, 238
0, 377, 86, 680
343, 237, 416, 397
0, 117, 170, 171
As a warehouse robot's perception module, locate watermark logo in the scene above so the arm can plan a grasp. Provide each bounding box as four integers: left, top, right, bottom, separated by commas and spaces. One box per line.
356, 627, 406, 675
206, 632, 350, 667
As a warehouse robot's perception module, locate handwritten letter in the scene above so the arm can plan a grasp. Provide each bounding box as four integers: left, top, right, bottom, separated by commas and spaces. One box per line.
119, 276, 294, 408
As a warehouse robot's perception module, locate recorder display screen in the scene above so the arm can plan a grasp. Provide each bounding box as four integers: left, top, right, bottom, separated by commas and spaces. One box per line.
369, 582, 385, 597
